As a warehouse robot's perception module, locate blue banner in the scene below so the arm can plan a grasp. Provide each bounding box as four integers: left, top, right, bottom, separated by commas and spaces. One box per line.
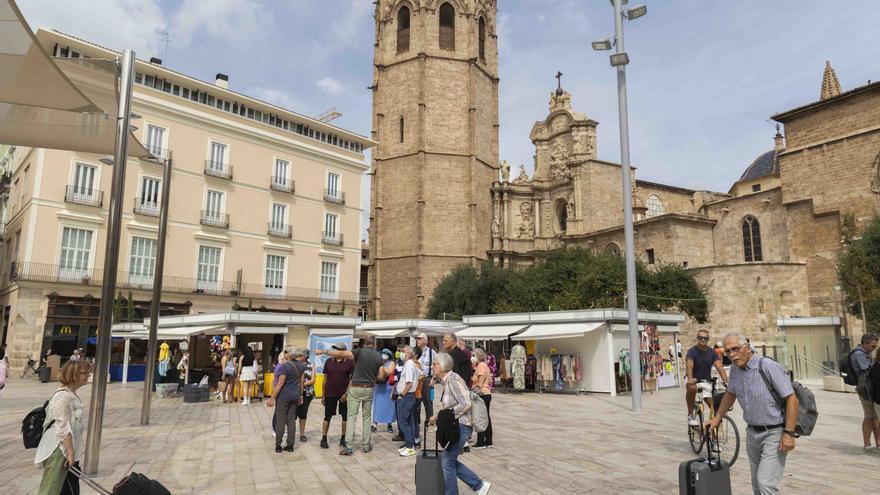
308, 334, 352, 374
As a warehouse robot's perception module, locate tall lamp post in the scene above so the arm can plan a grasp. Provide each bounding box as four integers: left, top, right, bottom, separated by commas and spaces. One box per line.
592, 0, 647, 413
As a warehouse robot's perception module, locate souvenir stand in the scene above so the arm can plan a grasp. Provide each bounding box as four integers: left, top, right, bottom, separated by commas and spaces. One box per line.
609, 323, 682, 393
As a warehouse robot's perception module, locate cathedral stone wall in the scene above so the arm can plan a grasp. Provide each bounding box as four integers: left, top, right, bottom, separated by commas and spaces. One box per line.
582, 162, 626, 233
636, 182, 695, 216
704, 188, 790, 265
784, 200, 842, 316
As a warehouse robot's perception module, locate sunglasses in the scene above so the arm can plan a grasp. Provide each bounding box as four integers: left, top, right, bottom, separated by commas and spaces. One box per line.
697, 336, 709, 341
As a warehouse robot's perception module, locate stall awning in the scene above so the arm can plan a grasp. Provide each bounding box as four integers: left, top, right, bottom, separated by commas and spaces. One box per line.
457, 325, 529, 341
112, 325, 226, 340
515, 322, 604, 340
234, 326, 287, 335
310, 328, 353, 336
609, 324, 680, 334
362, 329, 408, 339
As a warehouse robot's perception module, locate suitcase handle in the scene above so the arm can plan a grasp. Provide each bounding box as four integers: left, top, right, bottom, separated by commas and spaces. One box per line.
421, 408, 442, 458
69, 465, 113, 495
703, 425, 724, 471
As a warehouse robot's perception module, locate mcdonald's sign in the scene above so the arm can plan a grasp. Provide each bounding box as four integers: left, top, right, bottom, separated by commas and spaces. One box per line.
59, 325, 73, 335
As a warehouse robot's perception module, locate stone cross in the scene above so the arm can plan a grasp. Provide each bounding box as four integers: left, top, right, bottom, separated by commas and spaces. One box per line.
556, 71, 563, 91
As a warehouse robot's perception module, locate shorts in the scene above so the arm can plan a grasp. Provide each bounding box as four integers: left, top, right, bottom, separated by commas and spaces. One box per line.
860, 398, 877, 420
296, 395, 313, 419
696, 381, 714, 401
239, 366, 256, 382
324, 396, 348, 422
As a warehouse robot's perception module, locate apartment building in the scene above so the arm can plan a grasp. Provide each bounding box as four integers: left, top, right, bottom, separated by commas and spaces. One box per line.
0, 30, 374, 366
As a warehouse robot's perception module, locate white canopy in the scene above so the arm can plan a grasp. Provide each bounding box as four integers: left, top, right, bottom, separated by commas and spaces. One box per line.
361, 329, 408, 339
514, 322, 605, 340
234, 326, 287, 335
456, 324, 529, 341
111, 324, 225, 340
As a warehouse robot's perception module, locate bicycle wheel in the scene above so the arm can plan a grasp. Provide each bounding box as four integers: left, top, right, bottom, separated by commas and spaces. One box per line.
687, 409, 705, 454
713, 416, 740, 467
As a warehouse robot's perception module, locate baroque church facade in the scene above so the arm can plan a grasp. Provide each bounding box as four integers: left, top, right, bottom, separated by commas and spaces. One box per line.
368, 2, 880, 353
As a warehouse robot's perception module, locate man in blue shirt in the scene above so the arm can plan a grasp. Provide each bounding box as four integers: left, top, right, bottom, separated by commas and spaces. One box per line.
850, 333, 878, 452
685, 329, 728, 426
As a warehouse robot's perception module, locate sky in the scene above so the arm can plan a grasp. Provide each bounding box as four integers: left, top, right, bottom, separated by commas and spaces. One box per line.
18, 0, 880, 238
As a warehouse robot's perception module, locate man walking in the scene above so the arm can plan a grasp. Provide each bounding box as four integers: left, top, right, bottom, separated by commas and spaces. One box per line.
318, 337, 387, 455
319, 343, 354, 449
267, 347, 304, 453
685, 329, 728, 426
444, 333, 472, 386
395, 345, 421, 457
709, 333, 798, 495
850, 333, 879, 452
415, 332, 435, 435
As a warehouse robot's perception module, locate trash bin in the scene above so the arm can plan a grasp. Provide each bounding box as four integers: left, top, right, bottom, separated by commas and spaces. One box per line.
39, 366, 51, 383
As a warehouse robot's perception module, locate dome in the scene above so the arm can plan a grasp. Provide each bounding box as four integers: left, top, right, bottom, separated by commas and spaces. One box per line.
737, 149, 779, 183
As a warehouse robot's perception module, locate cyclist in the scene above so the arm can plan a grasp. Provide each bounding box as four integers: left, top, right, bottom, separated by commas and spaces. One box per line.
686, 329, 728, 426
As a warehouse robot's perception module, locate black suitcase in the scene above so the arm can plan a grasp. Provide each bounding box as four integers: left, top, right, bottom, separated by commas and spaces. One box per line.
70, 466, 172, 495
678, 429, 732, 495
415, 420, 445, 494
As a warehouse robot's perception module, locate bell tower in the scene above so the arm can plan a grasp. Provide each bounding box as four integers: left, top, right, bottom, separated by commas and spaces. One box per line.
368, 1, 500, 319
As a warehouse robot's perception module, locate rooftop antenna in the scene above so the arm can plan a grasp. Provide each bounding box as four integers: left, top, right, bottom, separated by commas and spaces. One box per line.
156, 29, 171, 64
316, 107, 342, 123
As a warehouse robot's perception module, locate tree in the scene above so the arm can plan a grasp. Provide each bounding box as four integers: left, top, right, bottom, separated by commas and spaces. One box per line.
426, 263, 510, 319
838, 214, 880, 332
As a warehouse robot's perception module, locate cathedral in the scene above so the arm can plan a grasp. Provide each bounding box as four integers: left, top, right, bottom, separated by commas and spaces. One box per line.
368, 2, 880, 356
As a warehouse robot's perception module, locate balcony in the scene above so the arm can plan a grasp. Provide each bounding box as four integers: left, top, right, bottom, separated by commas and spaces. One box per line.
200, 210, 230, 229
133, 198, 160, 217
204, 161, 233, 180
144, 146, 170, 162
64, 186, 104, 208
270, 177, 295, 193
324, 189, 345, 205
8, 261, 361, 304
322, 231, 343, 246
267, 222, 292, 239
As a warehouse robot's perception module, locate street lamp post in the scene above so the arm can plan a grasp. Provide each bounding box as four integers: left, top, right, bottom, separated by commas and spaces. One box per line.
594, 0, 647, 413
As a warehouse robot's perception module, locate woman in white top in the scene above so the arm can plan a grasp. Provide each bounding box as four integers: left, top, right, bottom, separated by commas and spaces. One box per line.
34, 359, 92, 495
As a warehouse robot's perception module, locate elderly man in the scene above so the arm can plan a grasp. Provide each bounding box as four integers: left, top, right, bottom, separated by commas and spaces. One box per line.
708, 333, 798, 495
395, 345, 422, 457
319, 343, 353, 450
850, 333, 879, 452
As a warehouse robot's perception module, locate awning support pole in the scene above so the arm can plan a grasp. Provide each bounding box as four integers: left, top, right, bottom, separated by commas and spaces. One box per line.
122, 338, 130, 384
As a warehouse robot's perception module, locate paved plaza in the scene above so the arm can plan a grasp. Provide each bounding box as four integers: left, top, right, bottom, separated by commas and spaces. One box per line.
0, 378, 875, 494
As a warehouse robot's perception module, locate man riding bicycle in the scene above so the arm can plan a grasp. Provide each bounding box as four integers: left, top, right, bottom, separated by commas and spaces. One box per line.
686, 329, 728, 426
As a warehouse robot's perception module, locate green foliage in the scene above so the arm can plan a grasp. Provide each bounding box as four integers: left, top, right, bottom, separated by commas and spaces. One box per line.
427, 248, 709, 322
837, 214, 880, 332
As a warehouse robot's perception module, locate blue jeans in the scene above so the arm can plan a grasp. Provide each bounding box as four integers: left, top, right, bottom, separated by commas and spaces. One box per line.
396, 393, 416, 448
441, 423, 483, 495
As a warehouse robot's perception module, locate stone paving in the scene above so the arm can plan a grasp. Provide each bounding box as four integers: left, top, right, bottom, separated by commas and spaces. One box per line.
0, 377, 876, 494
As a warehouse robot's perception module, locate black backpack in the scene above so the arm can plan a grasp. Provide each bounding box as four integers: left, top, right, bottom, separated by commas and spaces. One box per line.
22, 390, 63, 449
840, 349, 859, 386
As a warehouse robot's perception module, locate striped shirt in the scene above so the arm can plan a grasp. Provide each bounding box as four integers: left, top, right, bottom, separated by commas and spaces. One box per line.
440, 371, 473, 427
727, 353, 794, 427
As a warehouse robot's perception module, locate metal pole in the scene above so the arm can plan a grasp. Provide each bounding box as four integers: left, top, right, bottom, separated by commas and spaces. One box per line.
612, 0, 643, 412
141, 156, 173, 425
83, 48, 135, 475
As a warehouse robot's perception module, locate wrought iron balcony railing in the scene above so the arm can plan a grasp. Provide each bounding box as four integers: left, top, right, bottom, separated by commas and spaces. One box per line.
323, 189, 345, 205
133, 198, 160, 217
200, 210, 230, 229
267, 222, 292, 239
64, 186, 103, 207
204, 160, 233, 180
322, 231, 343, 246
270, 177, 295, 193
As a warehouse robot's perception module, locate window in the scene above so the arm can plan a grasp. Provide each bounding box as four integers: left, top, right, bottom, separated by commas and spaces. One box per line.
205, 190, 224, 217
604, 242, 621, 257
399, 117, 405, 143
72, 162, 98, 198
439, 3, 455, 50
196, 246, 222, 291
58, 227, 93, 280
320, 261, 338, 299
273, 158, 289, 185
265, 254, 285, 296
646, 248, 655, 264
397, 6, 411, 53
752, 184, 762, 192
324, 212, 339, 238
138, 176, 161, 215
646, 195, 664, 217
128, 237, 157, 285
270, 203, 287, 229
326, 172, 340, 198
209, 141, 227, 170
478, 16, 486, 61
742, 216, 763, 262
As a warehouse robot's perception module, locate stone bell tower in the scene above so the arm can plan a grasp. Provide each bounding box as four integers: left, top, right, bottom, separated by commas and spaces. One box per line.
368, 0, 500, 319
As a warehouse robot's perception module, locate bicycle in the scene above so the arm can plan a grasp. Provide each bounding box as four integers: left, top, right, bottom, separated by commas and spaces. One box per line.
20, 357, 44, 379
687, 377, 740, 466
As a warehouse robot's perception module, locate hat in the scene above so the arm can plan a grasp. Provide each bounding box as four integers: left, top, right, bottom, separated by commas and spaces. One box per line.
331, 342, 347, 351
414, 332, 427, 339
381, 348, 393, 358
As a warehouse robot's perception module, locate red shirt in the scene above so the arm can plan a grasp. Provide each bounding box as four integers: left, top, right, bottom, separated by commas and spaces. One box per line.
322, 358, 354, 398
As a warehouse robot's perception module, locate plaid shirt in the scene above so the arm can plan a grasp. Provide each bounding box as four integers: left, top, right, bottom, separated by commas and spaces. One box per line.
440, 371, 472, 427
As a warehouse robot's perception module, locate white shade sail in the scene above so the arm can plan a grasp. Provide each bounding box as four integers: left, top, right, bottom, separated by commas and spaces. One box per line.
111, 325, 226, 340
514, 322, 605, 341
456, 324, 529, 341
361, 329, 408, 339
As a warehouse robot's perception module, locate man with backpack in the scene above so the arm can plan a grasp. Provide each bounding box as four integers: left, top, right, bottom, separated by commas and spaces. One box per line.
850, 333, 879, 452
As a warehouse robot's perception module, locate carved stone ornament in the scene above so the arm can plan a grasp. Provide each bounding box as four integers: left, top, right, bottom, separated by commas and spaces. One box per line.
551, 115, 567, 132
517, 201, 534, 239
549, 89, 572, 112
871, 150, 880, 194
548, 139, 572, 182
573, 129, 594, 156
514, 164, 530, 183
500, 159, 511, 183
566, 194, 575, 220
491, 216, 501, 237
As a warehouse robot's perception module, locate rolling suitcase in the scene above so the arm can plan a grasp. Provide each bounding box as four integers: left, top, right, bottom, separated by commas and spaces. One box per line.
678, 428, 732, 495
415, 420, 445, 494
70, 465, 172, 495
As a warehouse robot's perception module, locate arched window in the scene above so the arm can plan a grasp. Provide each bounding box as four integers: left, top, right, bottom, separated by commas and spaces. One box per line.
646, 194, 664, 217
439, 3, 455, 50
397, 6, 411, 53
478, 16, 486, 61
556, 199, 568, 232
604, 242, 621, 257
742, 216, 763, 262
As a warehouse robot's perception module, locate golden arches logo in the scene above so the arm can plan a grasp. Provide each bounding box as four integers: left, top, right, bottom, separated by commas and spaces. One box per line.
59, 325, 73, 335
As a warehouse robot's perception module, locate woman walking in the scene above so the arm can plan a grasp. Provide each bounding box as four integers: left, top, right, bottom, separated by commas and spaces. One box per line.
238, 346, 257, 405
472, 348, 493, 449
429, 353, 491, 495
34, 360, 92, 495
220, 350, 235, 402
373, 348, 397, 433
295, 349, 316, 442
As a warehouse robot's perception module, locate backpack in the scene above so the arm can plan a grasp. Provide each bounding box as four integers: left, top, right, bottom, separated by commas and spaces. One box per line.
22, 390, 64, 449
840, 349, 859, 386
757, 357, 818, 437
468, 390, 489, 433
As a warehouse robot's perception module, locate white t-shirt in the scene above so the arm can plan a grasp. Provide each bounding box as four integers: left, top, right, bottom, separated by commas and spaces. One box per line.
396, 359, 422, 395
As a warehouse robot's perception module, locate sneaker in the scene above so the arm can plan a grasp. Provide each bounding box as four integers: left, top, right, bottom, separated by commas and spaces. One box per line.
399, 447, 416, 457
284, 445, 294, 452
473, 444, 488, 450
320, 438, 329, 449
275, 445, 283, 453
300, 435, 307, 442
414, 438, 421, 446
339, 437, 346, 447
476, 481, 492, 495
462, 446, 471, 453
272, 431, 276, 438
339, 448, 353, 456
371, 424, 377, 432
392, 434, 404, 442
688, 415, 699, 427
386, 425, 394, 433
363, 444, 373, 453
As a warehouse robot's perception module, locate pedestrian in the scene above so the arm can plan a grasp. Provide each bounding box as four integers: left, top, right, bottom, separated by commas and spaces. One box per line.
685, 329, 728, 426
709, 333, 798, 495
414, 332, 436, 436
395, 345, 421, 457
34, 359, 92, 495
850, 333, 879, 452
373, 348, 397, 434
472, 348, 493, 449
238, 346, 257, 405
317, 337, 388, 455
267, 347, 304, 453
443, 333, 472, 386
428, 352, 492, 495
0, 345, 7, 392
220, 350, 235, 403
295, 348, 316, 443
271, 350, 290, 437
319, 343, 353, 449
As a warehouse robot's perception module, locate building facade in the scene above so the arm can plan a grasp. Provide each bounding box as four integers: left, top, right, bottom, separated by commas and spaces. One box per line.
368, 0, 500, 319
0, 30, 374, 368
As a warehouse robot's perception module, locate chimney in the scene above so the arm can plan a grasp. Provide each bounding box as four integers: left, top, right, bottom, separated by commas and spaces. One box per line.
149, 57, 162, 65
215, 73, 229, 89
774, 124, 785, 150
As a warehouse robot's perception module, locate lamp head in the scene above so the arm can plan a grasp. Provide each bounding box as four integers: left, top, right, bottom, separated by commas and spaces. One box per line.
591, 38, 613, 51
610, 52, 630, 67
625, 5, 647, 20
